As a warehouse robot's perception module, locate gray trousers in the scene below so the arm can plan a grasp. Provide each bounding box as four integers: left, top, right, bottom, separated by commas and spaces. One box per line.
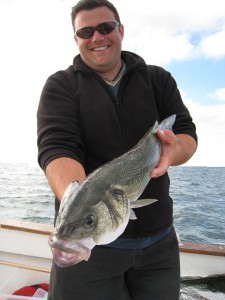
48, 227, 180, 300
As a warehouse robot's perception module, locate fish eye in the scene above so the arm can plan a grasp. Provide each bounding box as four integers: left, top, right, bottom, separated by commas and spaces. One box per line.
83, 215, 95, 228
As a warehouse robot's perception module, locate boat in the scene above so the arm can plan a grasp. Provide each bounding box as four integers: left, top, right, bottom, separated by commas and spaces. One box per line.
0, 220, 225, 299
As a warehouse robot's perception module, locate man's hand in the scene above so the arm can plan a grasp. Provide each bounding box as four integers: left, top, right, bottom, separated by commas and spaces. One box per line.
150, 130, 197, 178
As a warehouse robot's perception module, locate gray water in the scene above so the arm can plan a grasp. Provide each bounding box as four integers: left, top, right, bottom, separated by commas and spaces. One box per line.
0, 163, 225, 245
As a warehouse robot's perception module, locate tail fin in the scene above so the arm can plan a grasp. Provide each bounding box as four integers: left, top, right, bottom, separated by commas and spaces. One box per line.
152, 114, 176, 133
159, 114, 176, 130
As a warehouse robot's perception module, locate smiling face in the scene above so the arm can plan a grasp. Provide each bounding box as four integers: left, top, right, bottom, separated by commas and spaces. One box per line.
74, 6, 124, 80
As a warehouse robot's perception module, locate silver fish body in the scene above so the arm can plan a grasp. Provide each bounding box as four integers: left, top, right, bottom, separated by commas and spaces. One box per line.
49, 114, 176, 267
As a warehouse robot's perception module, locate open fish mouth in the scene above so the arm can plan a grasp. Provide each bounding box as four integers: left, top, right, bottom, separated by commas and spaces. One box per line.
48, 234, 95, 267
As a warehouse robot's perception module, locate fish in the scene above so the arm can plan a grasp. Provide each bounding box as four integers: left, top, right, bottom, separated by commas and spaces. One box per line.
49, 114, 176, 267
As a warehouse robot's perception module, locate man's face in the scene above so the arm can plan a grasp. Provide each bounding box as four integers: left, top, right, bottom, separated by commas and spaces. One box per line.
74, 6, 124, 78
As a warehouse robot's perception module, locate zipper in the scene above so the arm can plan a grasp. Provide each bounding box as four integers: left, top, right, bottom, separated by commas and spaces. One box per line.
82, 68, 145, 238
96, 74, 132, 151
77, 65, 145, 152
114, 74, 143, 239
114, 95, 131, 151
114, 65, 145, 150
100, 71, 144, 238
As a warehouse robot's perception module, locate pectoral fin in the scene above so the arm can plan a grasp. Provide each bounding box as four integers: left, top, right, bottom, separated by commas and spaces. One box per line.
129, 209, 137, 220
130, 199, 157, 209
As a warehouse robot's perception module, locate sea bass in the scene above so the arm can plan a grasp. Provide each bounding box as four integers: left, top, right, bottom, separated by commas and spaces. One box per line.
49, 114, 176, 267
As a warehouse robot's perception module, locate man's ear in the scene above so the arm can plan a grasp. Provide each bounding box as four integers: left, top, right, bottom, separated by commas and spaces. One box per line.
119, 24, 124, 41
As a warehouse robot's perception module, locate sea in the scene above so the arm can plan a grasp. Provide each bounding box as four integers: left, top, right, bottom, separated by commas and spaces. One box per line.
0, 163, 225, 245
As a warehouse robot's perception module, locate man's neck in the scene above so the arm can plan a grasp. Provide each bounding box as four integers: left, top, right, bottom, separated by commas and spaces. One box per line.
97, 60, 123, 82
103, 61, 125, 87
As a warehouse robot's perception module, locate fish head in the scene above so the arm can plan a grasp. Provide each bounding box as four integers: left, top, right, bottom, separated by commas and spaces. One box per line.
56, 207, 99, 240
49, 202, 99, 267
55, 185, 129, 243
49, 185, 130, 267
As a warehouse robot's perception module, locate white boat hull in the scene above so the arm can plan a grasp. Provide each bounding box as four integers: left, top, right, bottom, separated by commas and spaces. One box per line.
1, 220, 224, 298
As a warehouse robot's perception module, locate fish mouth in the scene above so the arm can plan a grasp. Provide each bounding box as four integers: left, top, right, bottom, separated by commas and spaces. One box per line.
48, 234, 95, 267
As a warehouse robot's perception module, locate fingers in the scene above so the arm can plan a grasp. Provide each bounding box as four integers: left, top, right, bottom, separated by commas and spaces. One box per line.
150, 156, 169, 178
150, 130, 177, 178
156, 129, 176, 145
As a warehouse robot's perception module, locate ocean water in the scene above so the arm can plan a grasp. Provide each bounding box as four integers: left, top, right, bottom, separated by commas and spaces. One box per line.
169, 166, 225, 244
0, 163, 225, 245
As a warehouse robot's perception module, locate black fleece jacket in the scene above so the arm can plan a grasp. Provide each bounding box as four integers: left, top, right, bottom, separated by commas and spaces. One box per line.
37, 51, 197, 238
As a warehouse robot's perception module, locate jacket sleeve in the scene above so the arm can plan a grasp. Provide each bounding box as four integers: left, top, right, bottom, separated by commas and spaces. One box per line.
37, 69, 85, 171
150, 65, 198, 142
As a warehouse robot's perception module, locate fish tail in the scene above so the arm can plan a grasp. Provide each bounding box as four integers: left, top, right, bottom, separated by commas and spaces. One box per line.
159, 114, 176, 130
152, 114, 176, 133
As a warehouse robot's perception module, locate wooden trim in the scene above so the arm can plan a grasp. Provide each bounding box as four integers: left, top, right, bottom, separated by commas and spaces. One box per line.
0, 220, 53, 235
0, 260, 50, 273
179, 242, 225, 256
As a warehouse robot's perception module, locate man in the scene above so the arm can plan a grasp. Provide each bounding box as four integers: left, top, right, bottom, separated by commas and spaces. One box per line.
37, 0, 197, 299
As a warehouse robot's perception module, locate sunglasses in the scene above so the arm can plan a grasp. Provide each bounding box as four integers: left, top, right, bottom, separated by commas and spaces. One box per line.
75, 21, 120, 39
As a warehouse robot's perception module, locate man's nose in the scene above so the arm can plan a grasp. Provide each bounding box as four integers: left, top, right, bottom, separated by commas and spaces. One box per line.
91, 30, 105, 41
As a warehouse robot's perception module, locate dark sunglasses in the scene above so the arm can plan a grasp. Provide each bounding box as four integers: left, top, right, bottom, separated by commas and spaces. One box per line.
75, 21, 120, 39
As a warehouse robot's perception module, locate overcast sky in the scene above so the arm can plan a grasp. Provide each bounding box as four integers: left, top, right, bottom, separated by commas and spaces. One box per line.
0, 0, 225, 167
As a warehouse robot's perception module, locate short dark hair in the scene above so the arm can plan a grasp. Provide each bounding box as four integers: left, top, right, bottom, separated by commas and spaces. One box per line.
71, 0, 121, 31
